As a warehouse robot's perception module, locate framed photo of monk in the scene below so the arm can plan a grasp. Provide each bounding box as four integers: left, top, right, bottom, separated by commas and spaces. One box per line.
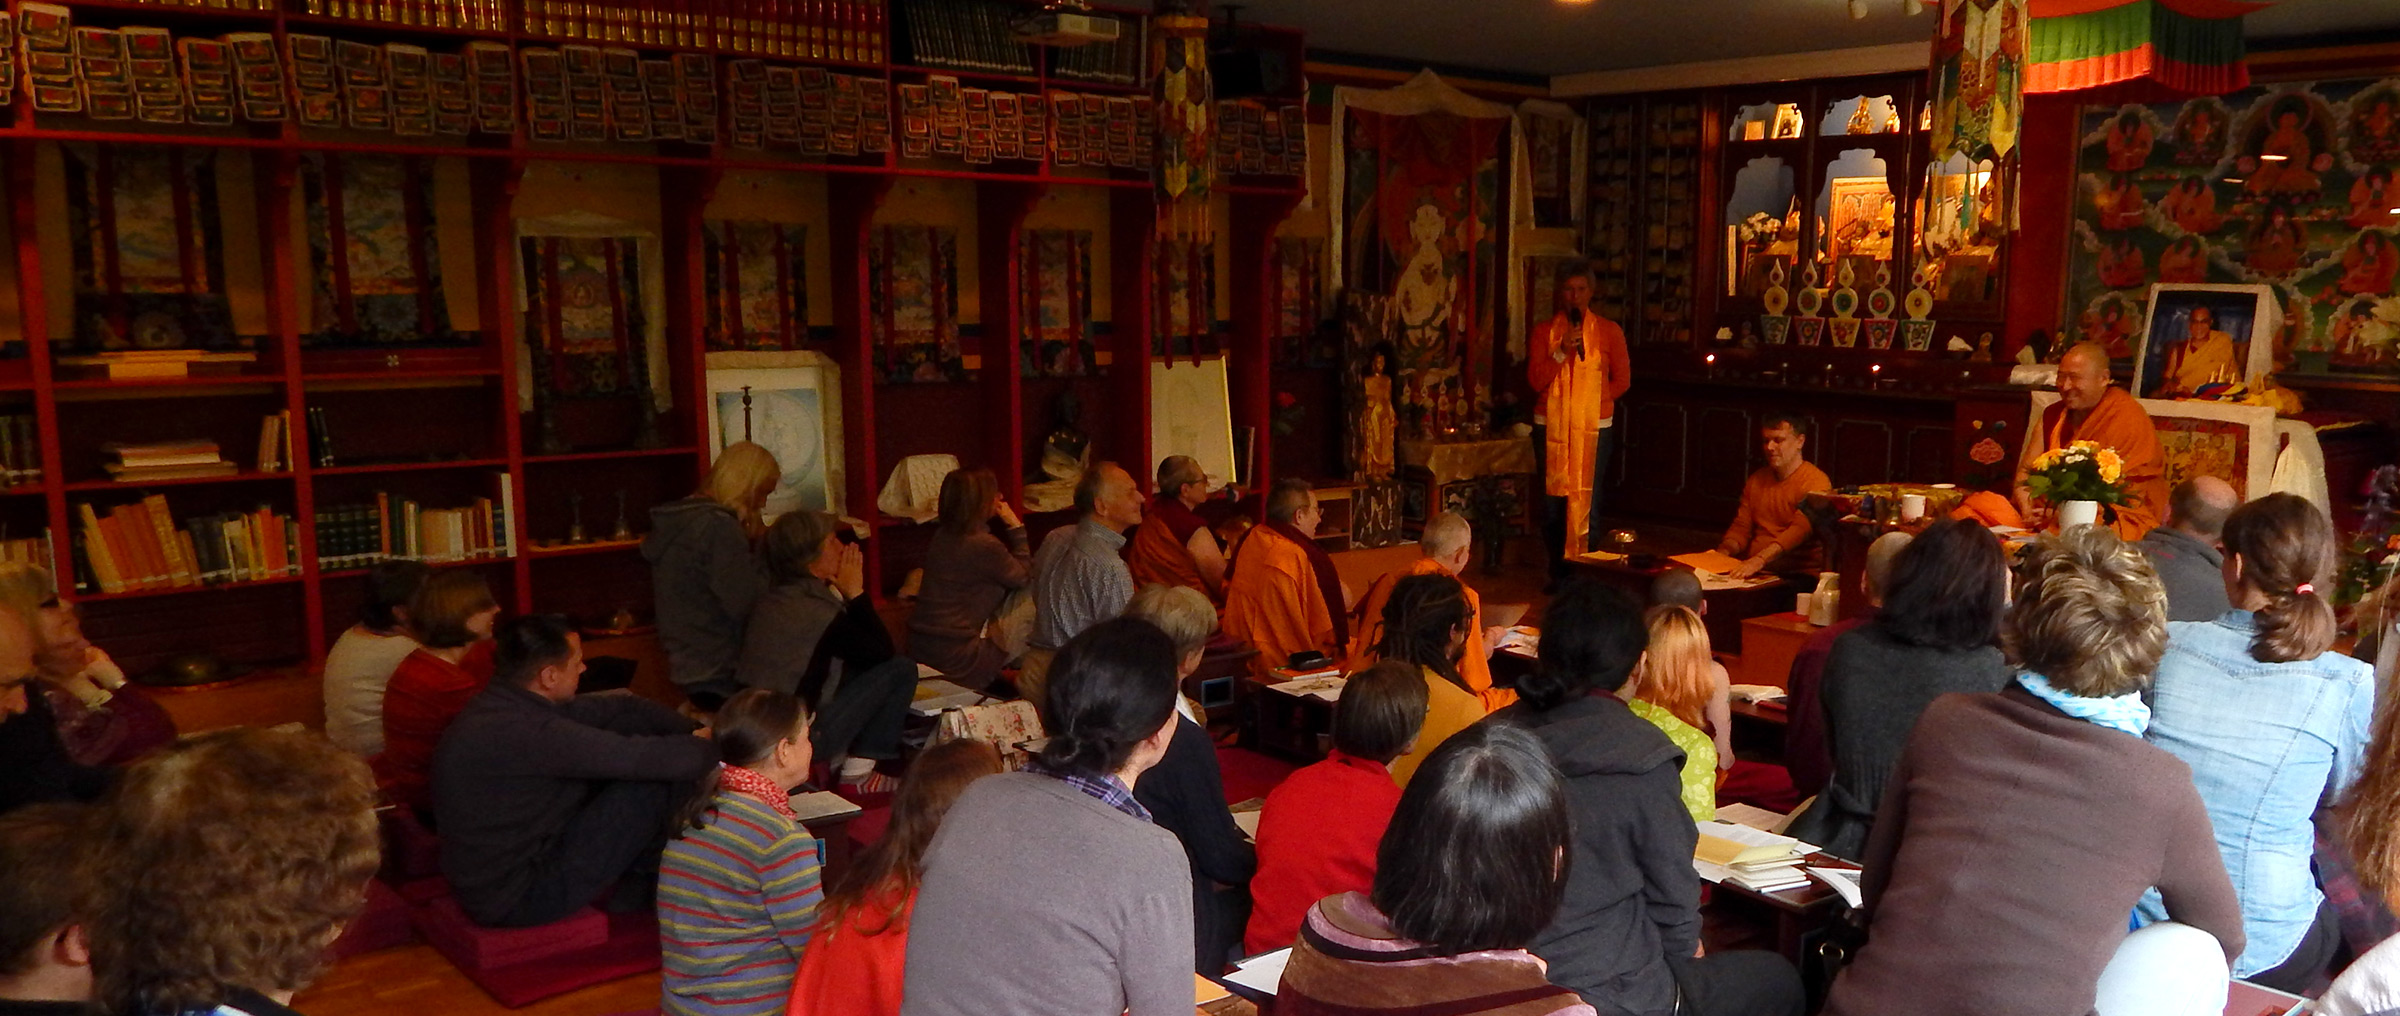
2133, 284, 2279, 401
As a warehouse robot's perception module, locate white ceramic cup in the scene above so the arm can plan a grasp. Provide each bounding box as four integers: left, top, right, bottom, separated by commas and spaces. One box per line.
1794, 592, 1814, 621
1900, 493, 1928, 521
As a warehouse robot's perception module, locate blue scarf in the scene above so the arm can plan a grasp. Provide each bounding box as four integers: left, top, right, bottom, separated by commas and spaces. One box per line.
2017, 672, 2150, 737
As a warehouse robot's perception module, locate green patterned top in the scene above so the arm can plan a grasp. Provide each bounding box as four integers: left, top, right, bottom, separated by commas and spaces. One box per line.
1629, 698, 1717, 822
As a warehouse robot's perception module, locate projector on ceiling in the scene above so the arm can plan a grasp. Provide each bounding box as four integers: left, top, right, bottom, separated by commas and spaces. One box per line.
1014, 11, 1121, 46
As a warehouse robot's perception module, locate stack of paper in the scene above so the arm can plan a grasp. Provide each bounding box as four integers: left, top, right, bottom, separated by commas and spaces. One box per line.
1268, 673, 1345, 702
1223, 948, 1291, 996
908, 679, 985, 716
1694, 819, 1814, 892
1728, 684, 1787, 705
1495, 626, 1541, 658
789, 791, 863, 824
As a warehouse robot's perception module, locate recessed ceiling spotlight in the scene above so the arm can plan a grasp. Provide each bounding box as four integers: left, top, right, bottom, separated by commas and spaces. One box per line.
1849, 0, 1869, 17
2260, 153, 2289, 161
1905, 0, 1925, 12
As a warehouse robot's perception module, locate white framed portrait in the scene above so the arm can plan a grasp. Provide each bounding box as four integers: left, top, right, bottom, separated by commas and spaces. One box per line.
704, 350, 844, 520
2134, 283, 2279, 401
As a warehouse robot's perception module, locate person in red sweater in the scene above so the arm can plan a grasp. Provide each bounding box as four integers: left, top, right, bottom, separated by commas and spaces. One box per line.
786, 738, 1002, 1016
375, 570, 499, 817
1243, 661, 1429, 956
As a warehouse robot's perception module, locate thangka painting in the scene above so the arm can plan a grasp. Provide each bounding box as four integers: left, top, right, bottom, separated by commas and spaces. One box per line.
1153, 237, 1217, 359
868, 225, 965, 383
2154, 415, 2254, 497
2068, 77, 2400, 378
1335, 77, 1510, 428
1272, 237, 1329, 366
1018, 228, 1094, 378
61, 144, 236, 351
701, 220, 809, 351
299, 154, 462, 348
520, 235, 649, 397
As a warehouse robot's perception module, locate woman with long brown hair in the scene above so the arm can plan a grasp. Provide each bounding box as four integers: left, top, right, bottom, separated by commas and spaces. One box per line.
908, 468, 1032, 691
2146, 493, 2369, 989
1374, 573, 1487, 788
786, 738, 1003, 1016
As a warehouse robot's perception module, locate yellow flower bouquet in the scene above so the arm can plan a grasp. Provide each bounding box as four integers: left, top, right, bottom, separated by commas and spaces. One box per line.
2024, 440, 2132, 510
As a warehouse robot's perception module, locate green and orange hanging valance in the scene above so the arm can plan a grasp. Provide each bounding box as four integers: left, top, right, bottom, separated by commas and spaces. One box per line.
2026, 0, 2265, 97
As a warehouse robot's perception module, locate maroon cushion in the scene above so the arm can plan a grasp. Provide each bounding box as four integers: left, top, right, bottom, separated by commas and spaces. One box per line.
452, 911, 663, 1009
846, 805, 892, 852
411, 896, 608, 971
327, 880, 417, 960
378, 808, 443, 883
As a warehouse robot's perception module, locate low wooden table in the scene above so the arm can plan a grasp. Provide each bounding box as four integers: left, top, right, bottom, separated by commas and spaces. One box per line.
1737, 612, 1821, 689
1242, 669, 1341, 763
1704, 853, 1857, 962
1564, 555, 1797, 654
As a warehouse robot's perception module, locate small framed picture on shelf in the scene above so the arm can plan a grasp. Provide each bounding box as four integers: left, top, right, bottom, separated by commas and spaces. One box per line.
2134, 283, 2279, 401
703, 350, 844, 521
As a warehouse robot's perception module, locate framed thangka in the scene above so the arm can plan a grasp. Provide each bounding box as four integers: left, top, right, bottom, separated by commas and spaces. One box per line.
1272, 237, 1329, 366
868, 225, 965, 382
2068, 78, 2400, 380
517, 218, 669, 452
298, 153, 464, 348
701, 220, 809, 351
704, 350, 844, 519
1019, 228, 1095, 378
61, 144, 237, 351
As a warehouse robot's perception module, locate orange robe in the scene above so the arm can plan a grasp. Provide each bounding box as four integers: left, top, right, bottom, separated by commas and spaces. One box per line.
1223, 526, 1339, 677
1718, 462, 1834, 573
1124, 497, 1212, 597
1347, 557, 1515, 712
2020, 386, 2170, 541
1530, 311, 1632, 557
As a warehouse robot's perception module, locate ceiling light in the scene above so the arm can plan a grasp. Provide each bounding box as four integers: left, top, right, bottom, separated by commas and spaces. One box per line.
1905, 0, 1925, 12
1556, 0, 1597, 5
2223, 177, 2245, 184
1849, 0, 1869, 17
2260, 153, 2289, 161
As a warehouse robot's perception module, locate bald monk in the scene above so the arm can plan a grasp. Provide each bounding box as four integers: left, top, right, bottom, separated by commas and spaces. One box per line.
1222, 478, 1349, 678
1530, 261, 1633, 575
1125, 455, 1228, 599
1347, 512, 1514, 711
1718, 414, 1834, 579
2015, 341, 2171, 541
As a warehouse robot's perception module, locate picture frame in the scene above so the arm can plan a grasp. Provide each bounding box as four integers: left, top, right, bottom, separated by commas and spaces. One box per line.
2133, 283, 2279, 401
703, 349, 844, 520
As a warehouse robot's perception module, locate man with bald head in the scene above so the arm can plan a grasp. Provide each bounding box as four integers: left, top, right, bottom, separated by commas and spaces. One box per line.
2015, 341, 2171, 540
1223, 478, 1350, 679
1785, 530, 1912, 799
1125, 455, 1229, 599
1347, 512, 1513, 710
1021, 461, 1144, 708
2140, 475, 2240, 622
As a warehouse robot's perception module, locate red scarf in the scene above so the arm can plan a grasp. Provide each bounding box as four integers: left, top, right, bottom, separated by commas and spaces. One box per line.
1230, 521, 1350, 646
1149, 493, 1209, 544
718, 764, 795, 820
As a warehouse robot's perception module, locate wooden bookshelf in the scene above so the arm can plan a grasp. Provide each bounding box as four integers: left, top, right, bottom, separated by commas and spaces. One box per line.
0, 0, 1310, 683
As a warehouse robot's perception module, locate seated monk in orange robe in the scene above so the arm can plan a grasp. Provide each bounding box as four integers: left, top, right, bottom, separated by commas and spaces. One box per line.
1222, 478, 1349, 677
1124, 455, 1228, 600
1347, 511, 1514, 711
2015, 341, 2171, 541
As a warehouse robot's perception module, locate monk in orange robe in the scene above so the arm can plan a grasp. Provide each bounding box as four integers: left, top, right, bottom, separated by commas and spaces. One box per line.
1124, 455, 1227, 599
1222, 478, 1349, 678
2015, 341, 2171, 541
1347, 511, 1514, 711
1530, 265, 1632, 571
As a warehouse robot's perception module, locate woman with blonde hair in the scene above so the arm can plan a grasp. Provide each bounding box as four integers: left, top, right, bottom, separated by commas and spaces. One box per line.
83, 727, 380, 1016
0, 562, 173, 768
645, 441, 780, 708
1626, 605, 1723, 821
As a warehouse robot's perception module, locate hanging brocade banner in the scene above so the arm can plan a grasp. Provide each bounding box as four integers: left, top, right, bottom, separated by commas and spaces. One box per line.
1019, 228, 1095, 378
1273, 236, 1327, 366
1152, 13, 1214, 242
1153, 237, 1217, 360
519, 235, 649, 397
2025, 0, 2263, 99
61, 144, 235, 351
1932, 0, 2031, 161
869, 225, 965, 383
299, 153, 462, 348
701, 220, 809, 351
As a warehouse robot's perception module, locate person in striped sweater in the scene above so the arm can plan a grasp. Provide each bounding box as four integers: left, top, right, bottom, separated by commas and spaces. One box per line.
659, 689, 826, 1016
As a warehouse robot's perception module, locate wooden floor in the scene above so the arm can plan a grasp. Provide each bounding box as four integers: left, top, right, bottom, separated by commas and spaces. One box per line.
292, 527, 1700, 1016
293, 944, 661, 1016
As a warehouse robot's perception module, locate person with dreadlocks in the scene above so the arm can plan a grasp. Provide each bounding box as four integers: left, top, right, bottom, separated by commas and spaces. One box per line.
1372, 573, 1487, 787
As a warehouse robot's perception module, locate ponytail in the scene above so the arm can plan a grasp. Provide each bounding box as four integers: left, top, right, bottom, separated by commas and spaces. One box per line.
2221, 493, 2338, 663
1034, 619, 1179, 778
674, 688, 807, 831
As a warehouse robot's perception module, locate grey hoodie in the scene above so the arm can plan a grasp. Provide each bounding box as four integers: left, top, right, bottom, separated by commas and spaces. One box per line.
1488, 695, 1697, 1016
641, 496, 769, 696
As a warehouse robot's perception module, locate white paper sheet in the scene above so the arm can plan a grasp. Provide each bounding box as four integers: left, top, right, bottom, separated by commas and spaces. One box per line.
1223, 948, 1292, 996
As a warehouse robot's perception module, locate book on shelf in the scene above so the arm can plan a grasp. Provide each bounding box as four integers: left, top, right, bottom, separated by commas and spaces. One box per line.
253, 411, 293, 473
313, 472, 517, 571
895, 0, 1033, 75
73, 496, 297, 596
101, 439, 235, 483
305, 406, 337, 468
0, 415, 42, 488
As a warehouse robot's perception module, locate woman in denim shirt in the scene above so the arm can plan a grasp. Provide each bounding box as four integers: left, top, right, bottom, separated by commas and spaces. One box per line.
2141, 493, 2373, 991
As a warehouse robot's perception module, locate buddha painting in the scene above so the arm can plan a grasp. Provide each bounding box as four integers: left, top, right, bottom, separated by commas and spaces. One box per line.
2242, 205, 2307, 278
2241, 96, 2334, 203
2158, 235, 2209, 284
2104, 109, 2154, 172
2339, 231, 2400, 298
2349, 89, 2400, 164
2170, 100, 2228, 166
2348, 167, 2399, 230
2157, 176, 2225, 235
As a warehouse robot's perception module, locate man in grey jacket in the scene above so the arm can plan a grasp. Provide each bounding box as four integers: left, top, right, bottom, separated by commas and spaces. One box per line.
2139, 476, 2237, 622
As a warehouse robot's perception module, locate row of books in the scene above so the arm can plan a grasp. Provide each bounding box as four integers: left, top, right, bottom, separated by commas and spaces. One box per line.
1046, 16, 1145, 86
73, 496, 301, 594
0, 532, 54, 572
313, 475, 518, 570
84, 0, 888, 51
891, 0, 1033, 75
103, 440, 235, 484
0, 416, 43, 489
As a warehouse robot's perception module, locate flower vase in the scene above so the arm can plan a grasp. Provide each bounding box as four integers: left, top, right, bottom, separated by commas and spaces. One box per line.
2057, 500, 2102, 530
